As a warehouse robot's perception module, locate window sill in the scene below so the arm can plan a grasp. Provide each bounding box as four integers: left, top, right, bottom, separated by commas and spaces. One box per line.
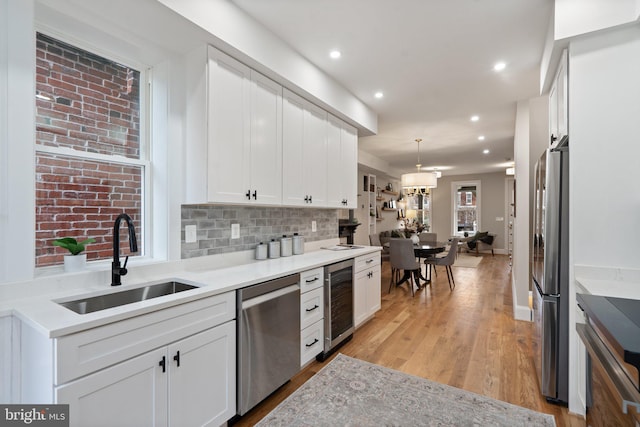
34, 256, 166, 279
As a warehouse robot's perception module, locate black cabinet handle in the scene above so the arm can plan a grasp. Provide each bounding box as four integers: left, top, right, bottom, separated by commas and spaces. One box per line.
173, 351, 180, 367
159, 356, 166, 373
252, 190, 257, 200
305, 338, 319, 348
366, 259, 374, 264
304, 195, 309, 203
550, 134, 557, 145
309, 195, 312, 203
305, 277, 319, 283
306, 304, 319, 312
246, 190, 251, 200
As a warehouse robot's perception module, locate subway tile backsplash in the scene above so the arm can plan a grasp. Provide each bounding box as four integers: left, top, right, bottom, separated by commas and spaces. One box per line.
181, 205, 339, 258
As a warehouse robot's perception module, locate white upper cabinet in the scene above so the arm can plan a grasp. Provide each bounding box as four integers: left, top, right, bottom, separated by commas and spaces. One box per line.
327, 114, 358, 208
549, 49, 568, 147
282, 89, 328, 207
186, 45, 358, 208
248, 70, 283, 205
207, 46, 282, 204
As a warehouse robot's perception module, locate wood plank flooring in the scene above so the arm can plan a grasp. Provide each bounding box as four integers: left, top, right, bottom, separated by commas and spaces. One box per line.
233, 254, 585, 426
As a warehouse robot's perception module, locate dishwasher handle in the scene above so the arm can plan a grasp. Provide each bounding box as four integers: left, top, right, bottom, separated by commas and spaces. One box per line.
242, 284, 299, 310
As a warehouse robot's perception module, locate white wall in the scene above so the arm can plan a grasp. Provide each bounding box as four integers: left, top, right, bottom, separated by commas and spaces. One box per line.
570, 25, 640, 268
555, 0, 639, 40
563, 22, 640, 416
0, 0, 35, 284
430, 172, 508, 252
512, 100, 532, 321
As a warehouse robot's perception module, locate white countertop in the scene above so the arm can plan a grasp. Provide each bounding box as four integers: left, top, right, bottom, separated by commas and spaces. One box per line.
575, 264, 640, 300
1, 246, 381, 338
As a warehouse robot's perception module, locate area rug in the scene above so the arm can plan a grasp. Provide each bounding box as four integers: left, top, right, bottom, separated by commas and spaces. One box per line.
256, 354, 556, 427
452, 253, 483, 268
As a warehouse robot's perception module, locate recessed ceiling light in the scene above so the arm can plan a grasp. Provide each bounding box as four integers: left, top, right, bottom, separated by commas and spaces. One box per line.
494, 61, 506, 71
374, 92, 384, 99
329, 50, 341, 59
478, 135, 485, 141
470, 115, 479, 122
483, 149, 490, 154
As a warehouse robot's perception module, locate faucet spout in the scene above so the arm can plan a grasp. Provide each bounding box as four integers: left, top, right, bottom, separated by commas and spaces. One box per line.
112, 213, 138, 286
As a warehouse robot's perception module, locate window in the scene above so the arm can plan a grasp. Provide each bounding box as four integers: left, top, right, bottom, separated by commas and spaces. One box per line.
35, 33, 147, 267
452, 181, 481, 236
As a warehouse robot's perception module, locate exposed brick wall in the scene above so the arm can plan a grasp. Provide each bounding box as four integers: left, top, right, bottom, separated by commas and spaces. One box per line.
34, 33, 143, 267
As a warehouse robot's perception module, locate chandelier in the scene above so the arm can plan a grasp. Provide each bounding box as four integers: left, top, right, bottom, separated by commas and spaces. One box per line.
401, 138, 437, 193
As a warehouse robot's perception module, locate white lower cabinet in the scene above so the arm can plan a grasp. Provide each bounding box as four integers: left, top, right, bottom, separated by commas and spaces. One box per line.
56, 322, 235, 427
21, 292, 236, 427
353, 253, 381, 328
299, 267, 324, 367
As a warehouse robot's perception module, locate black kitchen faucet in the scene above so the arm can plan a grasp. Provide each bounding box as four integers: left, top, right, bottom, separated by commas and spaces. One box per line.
111, 213, 138, 286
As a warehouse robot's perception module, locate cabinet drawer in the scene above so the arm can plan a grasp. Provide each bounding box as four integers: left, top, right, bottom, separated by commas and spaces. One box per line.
300, 287, 323, 330
354, 253, 380, 273
300, 319, 323, 367
300, 267, 324, 293
54, 291, 235, 385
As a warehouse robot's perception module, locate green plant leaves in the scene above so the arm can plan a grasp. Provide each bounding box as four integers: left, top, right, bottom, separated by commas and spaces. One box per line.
53, 237, 96, 256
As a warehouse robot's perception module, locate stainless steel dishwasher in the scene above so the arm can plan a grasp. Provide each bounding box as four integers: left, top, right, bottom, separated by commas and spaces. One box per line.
237, 274, 300, 416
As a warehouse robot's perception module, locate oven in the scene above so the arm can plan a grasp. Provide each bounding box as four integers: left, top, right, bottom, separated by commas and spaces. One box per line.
577, 320, 640, 426
317, 259, 354, 361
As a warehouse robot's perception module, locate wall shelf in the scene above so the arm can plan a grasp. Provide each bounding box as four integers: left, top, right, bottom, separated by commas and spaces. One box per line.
381, 189, 398, 196
382, 208, 398, 212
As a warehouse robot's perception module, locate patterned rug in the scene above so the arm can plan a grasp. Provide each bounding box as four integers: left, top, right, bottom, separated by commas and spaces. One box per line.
453, 253, 483, 268
257, 354, 556, 427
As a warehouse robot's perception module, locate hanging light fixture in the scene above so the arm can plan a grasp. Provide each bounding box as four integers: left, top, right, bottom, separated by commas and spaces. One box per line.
401, 138, 437, 192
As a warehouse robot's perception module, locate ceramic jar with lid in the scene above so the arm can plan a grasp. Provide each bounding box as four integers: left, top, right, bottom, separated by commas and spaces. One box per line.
292, 233, 304, 255
280, 235, 292, 257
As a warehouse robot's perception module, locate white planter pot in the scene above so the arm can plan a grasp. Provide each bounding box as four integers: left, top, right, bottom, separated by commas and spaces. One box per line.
64, 254, 87, 272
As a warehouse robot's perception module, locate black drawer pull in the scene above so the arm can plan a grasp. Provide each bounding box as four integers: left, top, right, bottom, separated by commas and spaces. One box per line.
366, 259, 374, 263
159, 356, 166, 373
305, 277, 319, 283
173, 351, 180, 367
305, 338, 319, 348
306, 304, 319, 312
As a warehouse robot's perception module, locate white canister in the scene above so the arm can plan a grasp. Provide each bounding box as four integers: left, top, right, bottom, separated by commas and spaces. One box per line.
292, 233, 304, 255
255, 242, 267, 260
268, 239, 280, 259
280, 235, 292, 257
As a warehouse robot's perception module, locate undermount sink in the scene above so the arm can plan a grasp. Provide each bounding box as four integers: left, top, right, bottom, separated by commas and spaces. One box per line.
59, 281, 199, 315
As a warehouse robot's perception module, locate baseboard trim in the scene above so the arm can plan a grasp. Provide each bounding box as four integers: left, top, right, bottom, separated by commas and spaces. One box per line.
513, 304, 532, 322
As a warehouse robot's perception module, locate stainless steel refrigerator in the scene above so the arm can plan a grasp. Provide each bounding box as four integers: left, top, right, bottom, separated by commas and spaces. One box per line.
531, 143, 569, 404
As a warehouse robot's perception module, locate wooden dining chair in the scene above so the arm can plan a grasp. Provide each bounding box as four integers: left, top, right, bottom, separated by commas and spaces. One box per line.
424, 238, 459, 290
389, 238, 420, 297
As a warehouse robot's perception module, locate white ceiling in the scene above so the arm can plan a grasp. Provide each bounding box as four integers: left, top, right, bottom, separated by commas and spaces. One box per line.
232, 0, 553, 177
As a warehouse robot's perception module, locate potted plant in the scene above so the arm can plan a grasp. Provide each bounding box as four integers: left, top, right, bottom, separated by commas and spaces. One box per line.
53, 237, 96, 272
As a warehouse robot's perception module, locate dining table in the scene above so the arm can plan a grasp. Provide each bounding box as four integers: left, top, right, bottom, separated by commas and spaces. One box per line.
385, 241, 448, 289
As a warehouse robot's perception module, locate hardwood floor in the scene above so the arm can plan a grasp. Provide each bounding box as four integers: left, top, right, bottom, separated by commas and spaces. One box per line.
233, 254, 585, 426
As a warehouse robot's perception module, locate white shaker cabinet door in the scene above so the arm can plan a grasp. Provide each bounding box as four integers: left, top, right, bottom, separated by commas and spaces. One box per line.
303, 103, 328, 207
341, 123, 358, 209
282, 89, 307, 206
250, 70, 282, 205
207, 46, 252, 203
56, 347, 168, 427
327, 115, 358, 208
168, 321, 236, 427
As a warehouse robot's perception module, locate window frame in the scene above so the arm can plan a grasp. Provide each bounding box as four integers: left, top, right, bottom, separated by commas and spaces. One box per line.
451, 180, 481, 236
34, 29, 153, 269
